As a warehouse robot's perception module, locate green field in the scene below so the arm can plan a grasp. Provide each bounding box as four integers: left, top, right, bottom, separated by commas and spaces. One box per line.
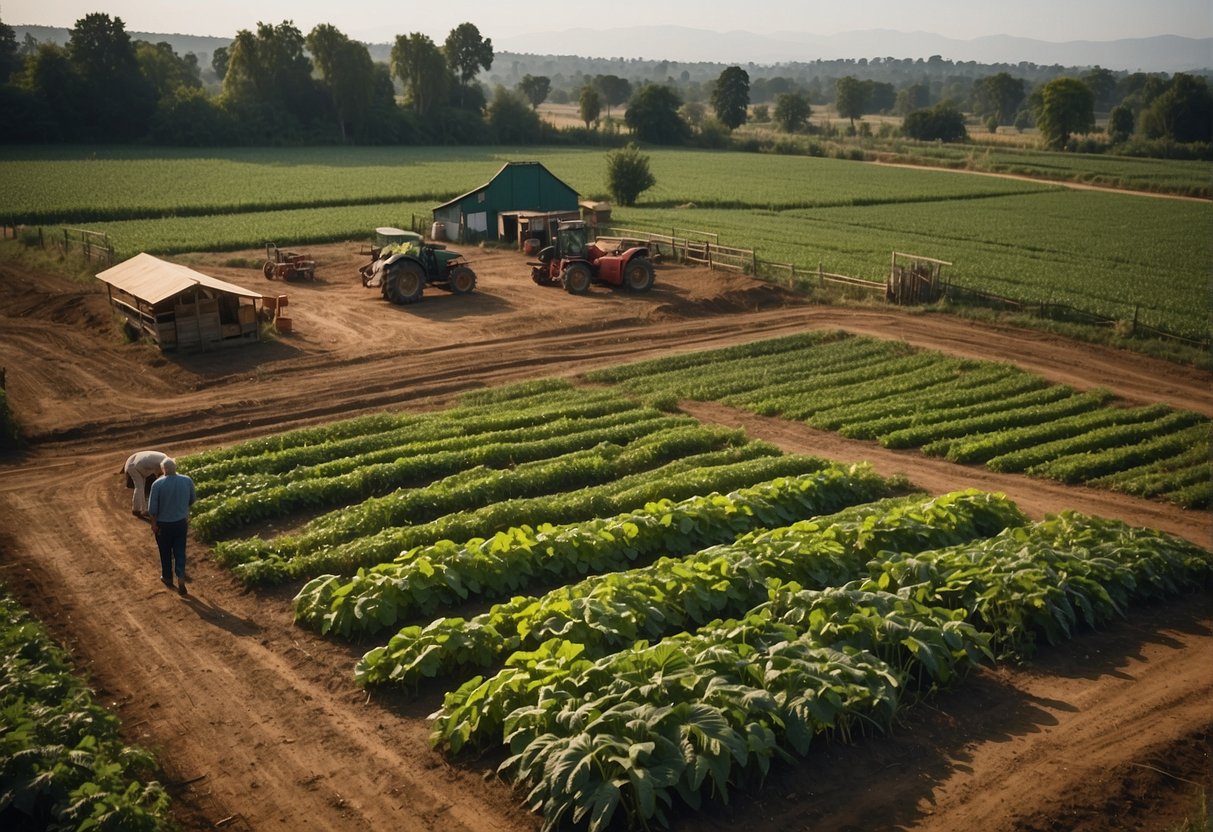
176, 379, 1213, 832
1, 145, 1208, 340
618, 189, 1211, 338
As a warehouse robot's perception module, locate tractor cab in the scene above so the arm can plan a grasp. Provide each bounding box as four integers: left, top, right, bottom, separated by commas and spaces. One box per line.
370, 227, 423, 260
556, 220, 592, 260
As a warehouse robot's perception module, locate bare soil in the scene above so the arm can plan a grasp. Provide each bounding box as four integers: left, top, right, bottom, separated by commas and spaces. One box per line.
0, 241, 1209, 832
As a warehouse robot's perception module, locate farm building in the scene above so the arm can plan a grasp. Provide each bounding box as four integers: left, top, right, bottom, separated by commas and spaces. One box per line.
96, 253, 264, 351
432, 161, 579, 245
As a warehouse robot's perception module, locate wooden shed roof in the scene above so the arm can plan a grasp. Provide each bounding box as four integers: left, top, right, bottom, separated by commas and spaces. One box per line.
96, 253, 263, 305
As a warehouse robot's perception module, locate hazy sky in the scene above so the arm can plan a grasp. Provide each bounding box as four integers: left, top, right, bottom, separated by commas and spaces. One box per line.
7, 0, 1213, 44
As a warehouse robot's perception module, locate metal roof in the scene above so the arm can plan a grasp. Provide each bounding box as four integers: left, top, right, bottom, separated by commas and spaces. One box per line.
433, 161, 579, 211
96, 253, 263, 305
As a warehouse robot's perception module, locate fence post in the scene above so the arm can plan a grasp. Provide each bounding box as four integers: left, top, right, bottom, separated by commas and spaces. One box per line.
1132, 305, 1139, 335
818, 263, 823, 288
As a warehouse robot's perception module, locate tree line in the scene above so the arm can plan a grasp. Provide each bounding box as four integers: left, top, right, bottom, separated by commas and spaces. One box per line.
0, 13, 1208, 156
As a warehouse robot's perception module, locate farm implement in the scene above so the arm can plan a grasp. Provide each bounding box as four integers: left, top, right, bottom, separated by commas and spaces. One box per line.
529, 219, 655, 294
263, 242, 316, 281
359, 227, 476, 305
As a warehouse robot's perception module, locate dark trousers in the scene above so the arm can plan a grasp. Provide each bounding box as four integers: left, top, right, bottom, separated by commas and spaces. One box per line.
155, 519, 188, 583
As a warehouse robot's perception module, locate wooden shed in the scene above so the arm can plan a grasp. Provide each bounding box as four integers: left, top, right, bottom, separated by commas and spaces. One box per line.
431, 161, 579, 245
96, 253, 264, 351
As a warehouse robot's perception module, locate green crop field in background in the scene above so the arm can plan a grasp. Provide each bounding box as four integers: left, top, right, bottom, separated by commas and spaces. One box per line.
1, 144, 1208, 340
615, 189, 1211, 339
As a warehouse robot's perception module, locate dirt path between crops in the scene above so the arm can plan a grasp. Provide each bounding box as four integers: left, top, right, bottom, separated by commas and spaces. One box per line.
0, 242, 1209, 832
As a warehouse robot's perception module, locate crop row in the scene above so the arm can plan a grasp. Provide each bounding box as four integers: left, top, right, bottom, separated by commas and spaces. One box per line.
228, 448, 827, 586
211, 420, 736, 555
191, 407, 677, 535
294, 464, 895, 640
186, 381, 628, 487
427, 509, 1210, 831
0, 586, 173, 830
586, 333, 1209, 505
358, 490, 1023, 689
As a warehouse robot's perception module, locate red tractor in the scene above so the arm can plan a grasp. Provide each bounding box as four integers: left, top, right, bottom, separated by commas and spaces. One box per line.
529, 220, 655, 294
263, 242, 316, 281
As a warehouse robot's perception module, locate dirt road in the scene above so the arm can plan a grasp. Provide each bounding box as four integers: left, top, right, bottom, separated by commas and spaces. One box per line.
0, 242, 1208, 831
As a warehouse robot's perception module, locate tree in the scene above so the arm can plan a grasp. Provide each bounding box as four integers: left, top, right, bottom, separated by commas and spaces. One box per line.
0, 19, 20, 83
443, 21, 492, 107
1081, 66, 1117, 112
578, 84, 601, 128
1107, 104, 1134, 143
307, 24, 375, 142
773, 91, 811, 132
11, 44, 79, 140
624, 83, 689, 145
1140, 73, 1213, 144
517, 74, 550, 109
835, 75, 866, 126
710, 65, 749, 130
391, 32, 450, 116
594, 74, 631, 119
902, 101, 967, 142
211, 45, 229, 82
222, 21, 318, 128
1034, 76, 1095, 149
894, 83, 930, 116
680, 100, 705, 130
488, 85, 542, 143
68, 13, 155, 140
860, 80, 895, 113
150, 86, 234, 145
972, 72, 1025, 125
605, 142, 656, 206
136, 41, 202, 100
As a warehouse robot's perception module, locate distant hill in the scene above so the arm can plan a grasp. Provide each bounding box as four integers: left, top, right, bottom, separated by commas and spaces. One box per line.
495, 27, 1212, 73
12, 24, 1211, 74
13, 24, 232, 57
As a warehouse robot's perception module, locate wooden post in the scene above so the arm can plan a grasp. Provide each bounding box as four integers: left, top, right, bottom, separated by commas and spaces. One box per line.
818, 263, 823, 288
789, 263, 796, 290
1132, 305, 1139, 335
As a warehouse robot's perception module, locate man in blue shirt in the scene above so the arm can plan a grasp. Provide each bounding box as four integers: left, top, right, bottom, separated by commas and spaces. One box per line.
148, 457, 197, 596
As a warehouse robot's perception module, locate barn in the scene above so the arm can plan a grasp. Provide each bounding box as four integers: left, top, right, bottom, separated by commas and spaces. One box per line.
96, 253, 264, 351
431, 161, 580, 245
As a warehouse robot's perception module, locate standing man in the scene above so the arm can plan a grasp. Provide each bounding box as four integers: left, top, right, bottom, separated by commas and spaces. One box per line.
148, 457, 196, 596
123, 450, 166, 518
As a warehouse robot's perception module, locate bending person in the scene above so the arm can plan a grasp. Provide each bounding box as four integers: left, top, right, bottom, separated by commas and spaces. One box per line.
123, 450, 166, 517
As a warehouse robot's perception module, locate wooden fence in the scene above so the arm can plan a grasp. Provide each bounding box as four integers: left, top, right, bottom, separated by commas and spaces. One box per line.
16, 226, 116, 267
596, 225, 756, 273
757, 260, 885, 294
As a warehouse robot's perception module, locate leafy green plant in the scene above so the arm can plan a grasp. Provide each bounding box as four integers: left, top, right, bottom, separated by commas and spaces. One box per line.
0, 587, 173, 830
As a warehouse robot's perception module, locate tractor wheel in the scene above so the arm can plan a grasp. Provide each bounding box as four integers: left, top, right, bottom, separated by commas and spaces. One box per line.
385, 261, 425, 305
622, 258, 655, 292
447, 265, 477, 294
562, 262, 592, 295
262, 260, 276, 280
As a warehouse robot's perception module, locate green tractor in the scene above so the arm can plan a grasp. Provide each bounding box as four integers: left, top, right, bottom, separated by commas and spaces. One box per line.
359, 227, 477, 305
